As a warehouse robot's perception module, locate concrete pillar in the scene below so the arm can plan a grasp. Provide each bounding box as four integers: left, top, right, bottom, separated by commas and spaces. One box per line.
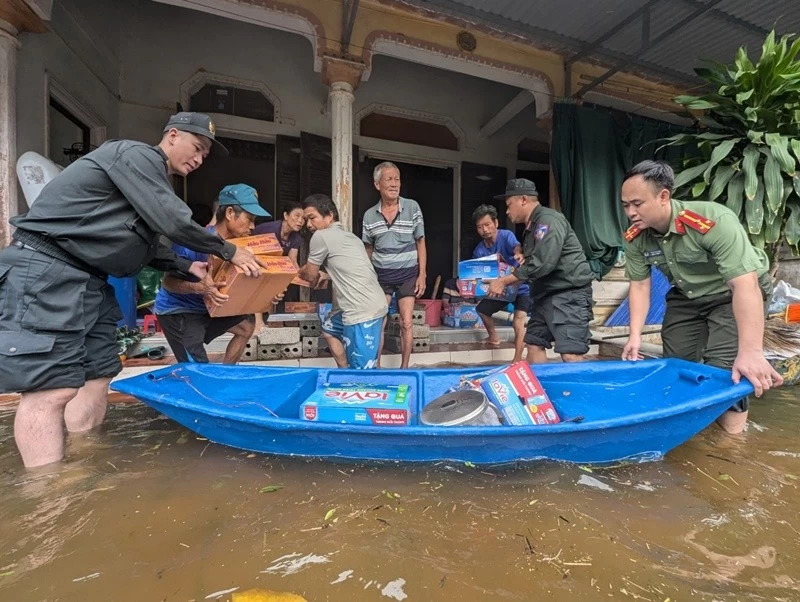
0, 19, 20, 246
321, 55, 365, 232
329, 81, 355, 231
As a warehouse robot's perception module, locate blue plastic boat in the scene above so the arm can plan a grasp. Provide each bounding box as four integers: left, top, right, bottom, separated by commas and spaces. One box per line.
110, 359, 752, 466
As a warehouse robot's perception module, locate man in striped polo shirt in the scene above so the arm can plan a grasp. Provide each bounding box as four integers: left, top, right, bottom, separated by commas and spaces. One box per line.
362, 162, 427, 368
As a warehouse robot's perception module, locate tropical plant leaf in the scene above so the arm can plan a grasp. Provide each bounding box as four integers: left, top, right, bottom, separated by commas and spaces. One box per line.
704, 138, 737, 182
765, 133, 797, 175
742, 145, 761, 200
763, 154, 784, 212
674, 161, 711, 190
795, 175, 800, 199
708, 164, 737, 202
746, 181, 764, 234
785, 202, 800, 246
692, 181, 707, 198
791, 139, 800, 163
747, 130, 765, 144
726, 173, 745, 217
736, 89, 755, 104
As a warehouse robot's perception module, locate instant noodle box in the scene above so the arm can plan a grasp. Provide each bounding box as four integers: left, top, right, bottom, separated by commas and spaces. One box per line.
300, 384, 410, 426
476, 362, 560, 426
208, 233, 283, 274
457, 254, 519, 302
206, 254, 298, 318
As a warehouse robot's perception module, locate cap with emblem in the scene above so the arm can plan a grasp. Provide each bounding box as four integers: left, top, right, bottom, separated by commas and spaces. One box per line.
493, 178, 538, 200
163, 112, 228, 156
217, 183, 271, 217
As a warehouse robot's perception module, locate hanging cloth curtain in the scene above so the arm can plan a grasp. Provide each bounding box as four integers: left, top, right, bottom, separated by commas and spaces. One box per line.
552, 103, 628, 279
552, 102, 698, 279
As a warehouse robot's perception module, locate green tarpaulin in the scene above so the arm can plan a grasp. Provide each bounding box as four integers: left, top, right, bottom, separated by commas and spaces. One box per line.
551, 102, 696, 279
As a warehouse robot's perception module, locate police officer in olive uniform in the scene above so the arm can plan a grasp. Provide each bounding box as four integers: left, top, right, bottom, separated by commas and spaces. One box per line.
487, 179, 594, 363
0, 112, 264, 468
620, 160, 783, 434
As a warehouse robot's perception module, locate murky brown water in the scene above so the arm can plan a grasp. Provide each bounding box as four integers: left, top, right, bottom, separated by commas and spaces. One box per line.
1, 387, 799, 602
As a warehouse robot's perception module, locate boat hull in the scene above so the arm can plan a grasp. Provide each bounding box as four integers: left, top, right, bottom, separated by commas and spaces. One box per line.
111, 359, 752, 466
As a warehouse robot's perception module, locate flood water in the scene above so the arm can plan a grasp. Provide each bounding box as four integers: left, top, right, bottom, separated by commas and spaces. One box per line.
1, 388, 799, 602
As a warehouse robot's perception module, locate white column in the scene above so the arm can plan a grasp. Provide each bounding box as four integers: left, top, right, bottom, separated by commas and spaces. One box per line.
329, 81, 355, 232
0, 20, 19, 246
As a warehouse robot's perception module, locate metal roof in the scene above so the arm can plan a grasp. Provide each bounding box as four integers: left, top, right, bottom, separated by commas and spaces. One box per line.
403, 0, 800, 92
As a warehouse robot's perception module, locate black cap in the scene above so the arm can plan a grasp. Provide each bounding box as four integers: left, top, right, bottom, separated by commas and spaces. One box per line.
163, 112, 228, 156
493, 178, 538, 200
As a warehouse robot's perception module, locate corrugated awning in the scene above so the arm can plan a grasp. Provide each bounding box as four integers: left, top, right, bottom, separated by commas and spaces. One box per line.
402, 0, 800, 93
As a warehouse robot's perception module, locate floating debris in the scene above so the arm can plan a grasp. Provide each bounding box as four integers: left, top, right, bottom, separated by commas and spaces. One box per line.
577, 475, 615, 492
72, 572, 100, 583
769, 451, 800, 458
206, 586, 239, 599
381, 578, 408, 600
262, 553, 331, 576
330, 570, 354, 584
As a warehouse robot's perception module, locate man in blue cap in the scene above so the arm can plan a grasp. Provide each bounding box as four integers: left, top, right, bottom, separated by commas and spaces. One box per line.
155, 184, 271, 364
0, 111, 265, 468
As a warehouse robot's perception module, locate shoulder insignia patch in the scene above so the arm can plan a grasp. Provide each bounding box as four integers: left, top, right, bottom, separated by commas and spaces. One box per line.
533, 224, 549, 241
624, 225, 642, 242
675, 209, 715, 235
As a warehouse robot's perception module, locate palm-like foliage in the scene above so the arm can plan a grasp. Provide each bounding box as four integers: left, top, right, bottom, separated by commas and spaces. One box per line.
663, 30, 800, 265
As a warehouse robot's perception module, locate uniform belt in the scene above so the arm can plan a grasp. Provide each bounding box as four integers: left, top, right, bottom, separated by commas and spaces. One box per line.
12, 230, 108, 281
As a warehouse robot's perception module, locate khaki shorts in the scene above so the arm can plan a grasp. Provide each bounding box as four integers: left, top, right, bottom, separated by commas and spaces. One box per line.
0, 245, 122, 393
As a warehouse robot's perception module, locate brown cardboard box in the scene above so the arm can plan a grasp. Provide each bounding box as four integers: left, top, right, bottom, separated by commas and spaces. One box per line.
206, 255, 298, 317
209, 233, 283, 273
285, 302, 318, 313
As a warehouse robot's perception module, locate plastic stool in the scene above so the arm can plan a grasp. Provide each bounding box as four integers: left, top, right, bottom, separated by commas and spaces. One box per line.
142, 314, 161, 334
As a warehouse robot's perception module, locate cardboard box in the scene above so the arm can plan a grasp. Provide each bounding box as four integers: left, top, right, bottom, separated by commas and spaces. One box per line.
206, 255, 298, 317
209, 233, 283, 274
285, 302, 318, 314
442, 302, 483, 328
300, 384, 410, 426
477, 362, 560, 426
458, 254, 503, 279
457, 255, 518, 302
456, 277, 519, 302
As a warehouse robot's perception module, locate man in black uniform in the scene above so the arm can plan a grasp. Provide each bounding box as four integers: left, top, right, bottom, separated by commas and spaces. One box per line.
487, 179, 594, 363
0, 112, 263, 468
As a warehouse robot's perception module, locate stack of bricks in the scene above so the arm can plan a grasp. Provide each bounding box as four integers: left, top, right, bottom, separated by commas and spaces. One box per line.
384, 307, 430, 354
244, 302, 322, 361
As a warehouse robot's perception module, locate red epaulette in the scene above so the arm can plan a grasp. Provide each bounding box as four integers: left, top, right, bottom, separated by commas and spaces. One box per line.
675, 209, 715, 235
623, 225, 642, 242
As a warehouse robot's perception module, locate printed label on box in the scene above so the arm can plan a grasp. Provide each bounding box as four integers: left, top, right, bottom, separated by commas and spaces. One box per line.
476, 362, 560, 426
300, 384, 410, 426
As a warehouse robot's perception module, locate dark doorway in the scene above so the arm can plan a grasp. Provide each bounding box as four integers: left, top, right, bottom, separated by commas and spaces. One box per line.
460, 162, 507, 261
186, 136, 275, 224
357, 157, 454, 297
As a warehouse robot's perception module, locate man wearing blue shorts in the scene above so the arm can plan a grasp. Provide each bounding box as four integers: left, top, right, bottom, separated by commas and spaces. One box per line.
299, 194, 387, 369
471, 204, 532, 362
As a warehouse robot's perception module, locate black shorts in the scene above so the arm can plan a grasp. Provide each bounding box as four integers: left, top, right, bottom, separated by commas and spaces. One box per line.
380, 275, 417, 299
0, 245, 123, 393
524, 285, 593, 355
158, 312, 254, 363
476, 294, 532, 316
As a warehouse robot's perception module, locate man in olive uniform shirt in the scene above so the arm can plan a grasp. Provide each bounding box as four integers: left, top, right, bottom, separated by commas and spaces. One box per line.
620, 160, 782, 434
0, 112, 264, 468
487, 179, 594, 363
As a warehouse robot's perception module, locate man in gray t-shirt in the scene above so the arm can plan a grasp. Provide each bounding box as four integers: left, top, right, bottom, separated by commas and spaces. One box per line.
299, 194, 387, 369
